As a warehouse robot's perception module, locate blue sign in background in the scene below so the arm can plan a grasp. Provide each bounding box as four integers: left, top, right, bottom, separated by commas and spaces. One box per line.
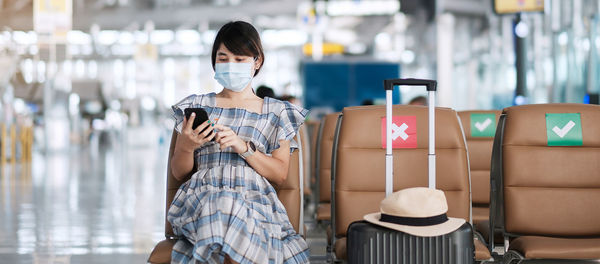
302, 61, 401, 112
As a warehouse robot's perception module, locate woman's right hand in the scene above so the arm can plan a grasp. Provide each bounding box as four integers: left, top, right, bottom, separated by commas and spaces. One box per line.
175, 113, 216, 153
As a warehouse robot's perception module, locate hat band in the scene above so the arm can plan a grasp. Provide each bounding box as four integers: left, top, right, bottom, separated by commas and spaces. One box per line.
380, 213, 448, 226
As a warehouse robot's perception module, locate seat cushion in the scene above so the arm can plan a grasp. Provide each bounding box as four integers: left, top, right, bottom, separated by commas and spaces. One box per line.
317, 203, 331, 221
509, 236, 600, 259
334, 237, 347, 260
147, 239, 175, 264
472, 206, 489, 225
474, 239, 492, 260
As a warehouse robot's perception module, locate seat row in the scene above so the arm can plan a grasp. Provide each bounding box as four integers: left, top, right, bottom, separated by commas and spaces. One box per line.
147, 103, 600, 263
313, 103, 600, 263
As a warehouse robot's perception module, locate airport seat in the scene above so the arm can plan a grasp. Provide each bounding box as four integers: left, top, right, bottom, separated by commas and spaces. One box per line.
274, 129, 306, 236
147, 130, 187, 264
307, 120, 321, 188
299, 125, 312, 197
331, 105, 491, 262
148, 129, 306, 263
316, 113, 340, 222
458, 110, 501, 226
489, 104, 600, 263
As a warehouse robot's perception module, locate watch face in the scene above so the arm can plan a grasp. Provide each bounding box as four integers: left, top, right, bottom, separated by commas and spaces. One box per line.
249, 141, 256, 151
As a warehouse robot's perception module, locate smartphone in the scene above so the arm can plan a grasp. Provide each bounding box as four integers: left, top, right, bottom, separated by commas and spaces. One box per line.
184, 108, 214, 139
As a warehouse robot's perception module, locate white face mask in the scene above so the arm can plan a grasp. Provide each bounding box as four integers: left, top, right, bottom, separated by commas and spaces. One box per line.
214, 62, 255, 92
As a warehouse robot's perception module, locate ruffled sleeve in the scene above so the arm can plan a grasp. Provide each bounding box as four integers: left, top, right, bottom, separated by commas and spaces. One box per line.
171, 94, 208, 133
268, 100, 309, 154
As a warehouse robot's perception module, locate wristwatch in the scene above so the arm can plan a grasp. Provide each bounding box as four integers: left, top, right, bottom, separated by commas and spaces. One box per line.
240, 141, 256, 159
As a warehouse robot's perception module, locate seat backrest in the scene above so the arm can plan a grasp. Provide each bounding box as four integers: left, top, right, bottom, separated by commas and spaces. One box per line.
499, 104, 600, 237
333, 105, 471, 238
307, 120, 321, 193
275, 129, 305, 235
299, 125, 311, 196
164, 129, 305, 238
318, 113, 341, 204
164, 131, 189, 238
458, 110, 501, 206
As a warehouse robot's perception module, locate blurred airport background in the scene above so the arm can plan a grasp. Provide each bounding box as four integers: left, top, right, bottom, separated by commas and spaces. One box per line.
0, 0, 599, 263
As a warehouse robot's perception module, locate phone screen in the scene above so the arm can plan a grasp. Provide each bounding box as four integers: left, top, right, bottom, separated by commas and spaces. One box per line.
183, 108, 215, 140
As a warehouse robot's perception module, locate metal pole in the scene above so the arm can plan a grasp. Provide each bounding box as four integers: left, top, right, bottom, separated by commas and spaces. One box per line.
385, 90, 393, 197
428, 91, 435, 189
514, 13, 528, 102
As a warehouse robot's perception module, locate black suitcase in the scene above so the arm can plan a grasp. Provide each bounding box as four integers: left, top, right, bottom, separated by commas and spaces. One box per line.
348, 221, 474, 264
346, 78, 475, 264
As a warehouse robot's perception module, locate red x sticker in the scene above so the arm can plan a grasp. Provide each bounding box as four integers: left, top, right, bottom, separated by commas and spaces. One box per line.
381, 116, 417, 149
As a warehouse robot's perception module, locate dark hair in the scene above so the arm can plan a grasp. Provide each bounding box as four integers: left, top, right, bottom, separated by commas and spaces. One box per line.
256, 85, 275, 99
408, 96, 427, 106
211, 21, 265, 76
279, 95, 296, 102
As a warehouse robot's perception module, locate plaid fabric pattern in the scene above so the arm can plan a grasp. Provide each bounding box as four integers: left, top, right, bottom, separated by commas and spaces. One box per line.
167, 93, 310, 263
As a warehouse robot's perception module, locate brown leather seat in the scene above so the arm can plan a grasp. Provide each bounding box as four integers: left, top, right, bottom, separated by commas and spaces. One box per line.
475, 238, 492, 260
148, 131, 187, 264
494, 104, 600, 261
331, 105, 491, 261
510, 236, 600, 259
316, 113, 340, 222
307, 120, 321, 188
458, 110, 501, 226
299, 125, 312, 196
274, 129, 306, 236
148, 129, 306, 263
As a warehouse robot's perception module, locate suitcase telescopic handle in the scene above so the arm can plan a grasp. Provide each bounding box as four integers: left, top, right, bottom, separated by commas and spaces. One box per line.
384, 78, 437, 91
384, 78, 437, 196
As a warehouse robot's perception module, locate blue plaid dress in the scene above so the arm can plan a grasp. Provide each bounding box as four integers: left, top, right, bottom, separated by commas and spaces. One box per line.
167, 93, 310, 264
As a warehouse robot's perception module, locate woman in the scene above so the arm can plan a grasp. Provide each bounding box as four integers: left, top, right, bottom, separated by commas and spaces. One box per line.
167, 21, 310, 264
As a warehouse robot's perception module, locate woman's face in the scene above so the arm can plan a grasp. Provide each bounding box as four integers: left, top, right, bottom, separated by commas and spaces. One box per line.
216, 43, 257, 66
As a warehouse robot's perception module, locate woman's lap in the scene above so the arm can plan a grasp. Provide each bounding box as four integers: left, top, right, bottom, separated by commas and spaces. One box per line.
168, 167, 309, 263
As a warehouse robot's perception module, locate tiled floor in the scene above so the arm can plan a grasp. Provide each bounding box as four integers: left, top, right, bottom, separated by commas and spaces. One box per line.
0, 130, 329, 263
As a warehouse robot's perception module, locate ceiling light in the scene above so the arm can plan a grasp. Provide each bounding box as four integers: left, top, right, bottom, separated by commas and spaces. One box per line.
401, 50, 415, 64
347, 43, 367, 54
202, 30, 216, 45
135, 31, 149, 44
119, 32, 135, 45
98, 30, 119, 45
151, 30, 174, 45
176, 30, 200, 45
13, 31, 37, 45
514, 21, 529, 38
67, 31, 92, 45
324, 0, 400, 16
262, 30, 308, 47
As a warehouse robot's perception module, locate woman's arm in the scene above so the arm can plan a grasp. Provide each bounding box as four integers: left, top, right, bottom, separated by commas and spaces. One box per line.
171, 114, 216, 181
213, 124, 290, 185
244, 140, 290, 185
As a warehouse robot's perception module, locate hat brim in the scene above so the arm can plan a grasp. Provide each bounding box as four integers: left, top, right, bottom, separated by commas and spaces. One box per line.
364, 213, 466, 237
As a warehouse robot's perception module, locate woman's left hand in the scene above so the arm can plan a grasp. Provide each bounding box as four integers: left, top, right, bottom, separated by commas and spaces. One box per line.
213, 124, 248, 154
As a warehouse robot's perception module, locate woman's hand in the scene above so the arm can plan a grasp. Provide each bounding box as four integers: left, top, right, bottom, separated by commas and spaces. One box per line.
213, 124, 248, 154
175, 113, 216, 153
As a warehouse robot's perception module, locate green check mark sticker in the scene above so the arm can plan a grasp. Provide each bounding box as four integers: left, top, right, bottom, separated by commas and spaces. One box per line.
545, 113, 583, 146
470, 113, 496, 137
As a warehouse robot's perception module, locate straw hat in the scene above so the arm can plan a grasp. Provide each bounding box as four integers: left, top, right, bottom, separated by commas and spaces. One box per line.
364, 187, 465, 237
